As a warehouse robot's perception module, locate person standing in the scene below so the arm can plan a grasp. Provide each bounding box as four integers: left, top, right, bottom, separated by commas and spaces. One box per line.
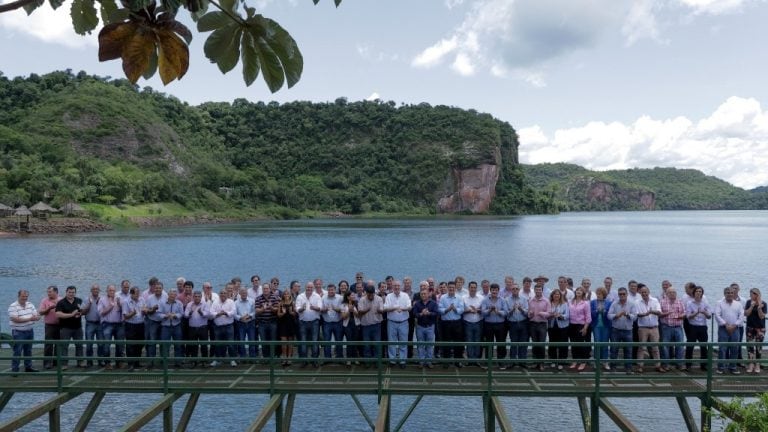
462, 281, 484, 366
142, 281, 166, 368
184, 290, 211, 366
715, 286, 744, 374
121, 286, 145, 370
568, 287, 592, 371
438, 281, 465, 367
635, 284, 662, 373
255, 283, 281, 360
356, 284, 384, 366
744, 288, 766, 374
321, 284, 345, 363
159, 289, 185, 367
210, 288, 237, 367
384, 280, 411, 368
608, 287, 637, 374
506, 284, 530, 369
9, 289, 40, 374
659, 288, 686, 372
481, 283, 508, 370
235, 287, 257, 360
590, 287, 612, 369
98, 284, 125, 369
296, 282, 323, 367
38, 285, 60, 370
685, 286, 711, 371
548, 290, 570, 371
81, 284, 104, 367
55, 286, 84, 369
413, 284, 438, 368
277, 289, 298, 366
527, 285, 550, 371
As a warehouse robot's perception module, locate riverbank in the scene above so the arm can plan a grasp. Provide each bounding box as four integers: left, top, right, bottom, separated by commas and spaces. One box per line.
0, 217, 112, 235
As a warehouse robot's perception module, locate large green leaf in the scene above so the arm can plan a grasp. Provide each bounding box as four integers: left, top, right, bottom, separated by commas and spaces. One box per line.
256, 16, 302, 88
71, 0, 100, 35
240, 31, 260, 86
218, 0, 235, 13
98, 0, 122, 25
252, 35, 284, 93
204, 23, 242, 74
196, 11, 231, 32
23, 0, 44, 15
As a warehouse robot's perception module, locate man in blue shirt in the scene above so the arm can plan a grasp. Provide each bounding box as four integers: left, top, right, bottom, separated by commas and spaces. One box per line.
413, 284, 438, 368
438, 281, 465, 367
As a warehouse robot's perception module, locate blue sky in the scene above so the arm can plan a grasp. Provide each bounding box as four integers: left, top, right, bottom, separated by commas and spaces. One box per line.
2, 0, 768, 188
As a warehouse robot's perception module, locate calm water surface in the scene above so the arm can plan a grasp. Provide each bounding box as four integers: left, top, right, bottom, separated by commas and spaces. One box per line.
1, 210, 765, 431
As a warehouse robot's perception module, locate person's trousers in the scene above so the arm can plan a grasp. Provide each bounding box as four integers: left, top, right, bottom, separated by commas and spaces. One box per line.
11, 329, 33, 371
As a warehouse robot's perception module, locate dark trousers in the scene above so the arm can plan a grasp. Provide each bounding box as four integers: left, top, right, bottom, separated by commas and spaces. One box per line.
483, 322, 507, 360
529, 322, 547, 360
548, 326, 569, 362
43, 324, 60, 367
686, 325, 709, 369
258, 320, 278, 358
125, 322, 145, 366
407, 316, 415, 359
569, 324, 590, 360
59, 327, 84, 365
508, 320, 529, 360
344, 322, 360, 359
440, 319, 464, 360
188, 326, 209, 358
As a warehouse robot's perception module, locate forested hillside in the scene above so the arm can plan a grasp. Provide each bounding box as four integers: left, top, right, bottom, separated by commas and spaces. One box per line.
0, 70, 554, 218
524, 163, 768, 211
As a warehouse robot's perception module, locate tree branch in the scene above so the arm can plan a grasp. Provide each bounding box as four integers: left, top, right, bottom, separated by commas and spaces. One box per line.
0, 0, 38, 13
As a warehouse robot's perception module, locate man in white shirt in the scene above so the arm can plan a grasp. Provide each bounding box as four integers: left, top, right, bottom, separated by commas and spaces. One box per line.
210, 289, 237, 367
296, 282, 322, 367
635, 284, 662, 372
321, 284, 344, 362
9, 289, 40, 373
384, 280, 411, 367
462, 281, 484, 365
715, 286, 744, 374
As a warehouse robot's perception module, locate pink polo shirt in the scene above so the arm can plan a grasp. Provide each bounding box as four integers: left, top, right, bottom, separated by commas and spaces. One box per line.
39, 296, 60, 325
569, 300, 592, 325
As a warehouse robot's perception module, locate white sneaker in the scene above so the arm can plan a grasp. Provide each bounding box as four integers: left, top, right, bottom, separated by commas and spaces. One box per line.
209, 361, 220, 367
230, 360, 238, 367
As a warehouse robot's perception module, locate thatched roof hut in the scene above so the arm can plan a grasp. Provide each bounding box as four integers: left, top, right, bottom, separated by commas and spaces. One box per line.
14, 205, 31, 232
0, 203, 11, 217
14, 205, 32, 216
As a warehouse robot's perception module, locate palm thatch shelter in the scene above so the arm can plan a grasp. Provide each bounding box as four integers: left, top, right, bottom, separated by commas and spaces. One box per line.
30, 201, 59, 219
0, 203, 11, 217
14, 205, 32, 232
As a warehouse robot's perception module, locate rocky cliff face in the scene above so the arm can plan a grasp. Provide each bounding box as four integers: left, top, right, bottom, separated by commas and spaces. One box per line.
568, 177, 656, 210
437, 163, 500, 213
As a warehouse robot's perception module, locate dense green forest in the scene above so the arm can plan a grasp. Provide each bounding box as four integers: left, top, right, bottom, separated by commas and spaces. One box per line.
0, 70, 554, 218
524, 163, 768, 211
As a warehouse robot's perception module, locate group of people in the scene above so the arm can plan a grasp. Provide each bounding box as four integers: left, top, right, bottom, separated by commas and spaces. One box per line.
7, 273, 766, 376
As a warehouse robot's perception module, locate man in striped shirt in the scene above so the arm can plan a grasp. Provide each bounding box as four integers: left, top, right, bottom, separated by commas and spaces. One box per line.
9, 289, 40, 373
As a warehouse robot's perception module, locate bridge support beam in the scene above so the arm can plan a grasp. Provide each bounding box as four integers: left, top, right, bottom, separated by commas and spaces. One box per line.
280, 393, 296, 432
246, 394, 284, 432
176, 393, 200, 432
676, 397, 698, 432
374, 394, 390, 432
578, 397, 591, 432
598, 398, 638, 432
120, 393, 182, 432
0, 392, 14, 413
0, 392, 80, 432
74, 392, 105, 432
490, 396, 513, 432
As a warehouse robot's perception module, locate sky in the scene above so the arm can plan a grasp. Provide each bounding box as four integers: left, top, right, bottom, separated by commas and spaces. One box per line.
2, 0, 768, 189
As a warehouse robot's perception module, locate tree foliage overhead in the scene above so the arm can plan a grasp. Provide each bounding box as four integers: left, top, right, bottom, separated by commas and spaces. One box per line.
0, 71, 550, 216
0, 0, 341, 91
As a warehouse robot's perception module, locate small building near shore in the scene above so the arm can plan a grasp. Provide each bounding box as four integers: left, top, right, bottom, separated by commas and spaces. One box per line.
0, 203, 12, 217
30, 201, 59, 219
14, 205, 32, 232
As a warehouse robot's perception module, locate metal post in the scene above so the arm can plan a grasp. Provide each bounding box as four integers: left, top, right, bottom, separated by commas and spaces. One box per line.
592, 341, 601, 432
48, 405, 61, 432
483, 395, 495, 432
702, 343, 713, 432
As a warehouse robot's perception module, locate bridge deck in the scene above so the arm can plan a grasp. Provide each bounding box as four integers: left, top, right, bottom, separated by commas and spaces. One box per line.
3, 363, 766, 397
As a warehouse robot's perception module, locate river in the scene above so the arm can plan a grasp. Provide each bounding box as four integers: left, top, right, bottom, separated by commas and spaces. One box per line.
2, 210, 766, 431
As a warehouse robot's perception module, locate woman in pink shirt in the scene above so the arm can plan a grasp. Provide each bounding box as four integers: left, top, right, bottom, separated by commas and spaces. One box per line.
569, 287, 592, 371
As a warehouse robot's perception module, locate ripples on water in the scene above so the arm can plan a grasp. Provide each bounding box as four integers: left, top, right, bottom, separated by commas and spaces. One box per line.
1, 211, 764, 431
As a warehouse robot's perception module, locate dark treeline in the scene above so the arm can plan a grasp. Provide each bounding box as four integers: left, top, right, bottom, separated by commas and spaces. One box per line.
0, 70, 555, 217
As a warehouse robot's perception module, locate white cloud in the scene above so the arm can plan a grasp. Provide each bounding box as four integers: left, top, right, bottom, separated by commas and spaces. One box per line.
365, 92, 380, 101
0, 0, 96, 48
413, 0, 623, 83
622, 0, 664, 46
444, 0, 466, 9
519, 96, 768, 189
677, 0, 749, 15
356, 43, 400, 63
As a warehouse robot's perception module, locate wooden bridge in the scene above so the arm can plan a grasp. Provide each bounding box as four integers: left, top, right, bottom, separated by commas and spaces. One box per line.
0, 340, 764, 432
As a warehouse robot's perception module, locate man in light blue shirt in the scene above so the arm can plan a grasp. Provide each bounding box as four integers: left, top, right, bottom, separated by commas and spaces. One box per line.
159, 289, 184, 367
439, 281, 465, 366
